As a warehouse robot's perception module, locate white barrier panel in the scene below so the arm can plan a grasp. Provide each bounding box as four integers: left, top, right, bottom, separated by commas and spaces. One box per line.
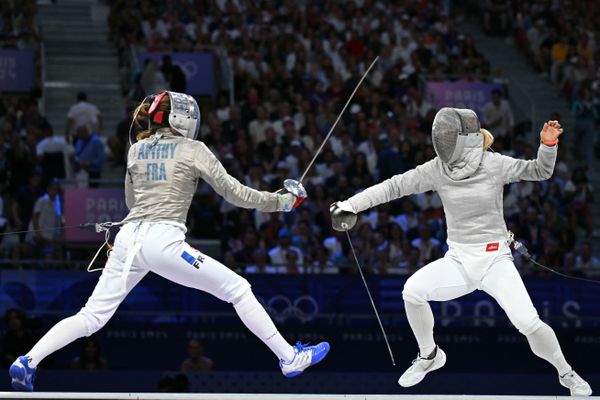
0, 393, 581, 400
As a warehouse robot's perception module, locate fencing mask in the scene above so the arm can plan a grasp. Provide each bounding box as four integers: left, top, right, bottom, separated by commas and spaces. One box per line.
431, 107, 482, 164
129, 91, 201, 144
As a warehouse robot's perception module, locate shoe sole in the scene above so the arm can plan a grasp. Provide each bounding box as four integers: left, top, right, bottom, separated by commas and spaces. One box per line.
398, 349, 447, 388
283, 343, 331, 378
9, 364, 32, 392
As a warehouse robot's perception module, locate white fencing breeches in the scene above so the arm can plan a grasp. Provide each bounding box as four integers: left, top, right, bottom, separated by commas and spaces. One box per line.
402, 240, 572, 375
402, 241, 542, 335
77, 222, 251, 335
27, 222, 294, 367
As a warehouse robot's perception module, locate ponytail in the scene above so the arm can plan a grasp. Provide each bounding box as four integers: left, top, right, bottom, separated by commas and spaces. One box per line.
481, 128, 494, 150
132, 93, 171, 141
133, 102, 155, 141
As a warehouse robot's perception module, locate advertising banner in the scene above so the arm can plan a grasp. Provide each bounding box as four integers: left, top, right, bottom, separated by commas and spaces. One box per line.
0, 49, 34, 92
427, 81, 504, 117
63, 188, 127, 241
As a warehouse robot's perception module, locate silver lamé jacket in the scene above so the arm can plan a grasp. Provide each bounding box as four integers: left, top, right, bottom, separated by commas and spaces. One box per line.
346, 143, 557, 244
123, 132, 284, 225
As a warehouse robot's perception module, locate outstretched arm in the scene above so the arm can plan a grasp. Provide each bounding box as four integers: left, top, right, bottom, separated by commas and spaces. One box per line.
193, 142, 294, 212
347, 159, 438, 213
495, 120, 562, 184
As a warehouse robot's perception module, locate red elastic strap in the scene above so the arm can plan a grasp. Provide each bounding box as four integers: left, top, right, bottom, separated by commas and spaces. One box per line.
292, 196, 305, 209
541, 138, 559, 146
149, 91, 167, 115
152, 111, 164, 124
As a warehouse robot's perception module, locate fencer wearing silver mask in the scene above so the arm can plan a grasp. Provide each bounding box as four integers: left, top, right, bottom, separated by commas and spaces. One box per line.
330, 107, 592, 396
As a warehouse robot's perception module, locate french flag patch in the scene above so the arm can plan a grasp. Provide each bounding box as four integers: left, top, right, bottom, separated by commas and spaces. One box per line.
486, 242, 499, 252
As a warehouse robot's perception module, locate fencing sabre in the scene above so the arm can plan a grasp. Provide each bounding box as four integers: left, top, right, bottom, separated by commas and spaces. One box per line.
346, 230, 396, 365
289, 56, 395, 364
298, 56, 379, 183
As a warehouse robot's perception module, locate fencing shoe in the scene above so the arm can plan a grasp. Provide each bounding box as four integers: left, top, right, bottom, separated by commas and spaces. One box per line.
279, 341, 330, 378
398, 346, 446, 387
559, 369, 592, 396
9, 356, 36, 391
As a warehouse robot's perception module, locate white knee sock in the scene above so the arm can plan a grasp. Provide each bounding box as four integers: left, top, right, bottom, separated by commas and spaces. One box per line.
526, 323, 571, 376
405, 301, 436, 357
26, 315, 88, 368
233, 290, 295, 363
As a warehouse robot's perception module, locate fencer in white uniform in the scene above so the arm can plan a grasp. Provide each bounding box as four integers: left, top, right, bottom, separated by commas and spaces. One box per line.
10, 91, 329, 392
331, 108, 591, 396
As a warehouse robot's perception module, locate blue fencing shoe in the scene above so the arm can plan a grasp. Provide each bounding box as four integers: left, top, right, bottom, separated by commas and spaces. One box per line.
279, 341, 330, 378
9, 356, 36, 391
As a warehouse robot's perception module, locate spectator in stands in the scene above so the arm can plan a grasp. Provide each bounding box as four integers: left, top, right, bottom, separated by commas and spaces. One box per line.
248, 106, 272, 146
6, 121, 35, 193
268, 229, 303, 266
308, 245, 339, 274
482, 89, 514, 149
180, 339, 214, 372
564, 167, 597, 238
482, 0, 509, 36
395, 199, 421, 234
140, 59, 168, 95
66, 92, 101, 138
161, 55, 186, 93
574, 242, 600, 277
399, 246, 423, 275
410, 223, 442, 265
108, 104, 134, 167
11, 169, 43, 242
571, 86, 597, 165
36, 120, 72, 186
284, 249, 303, 274
550, 36, 569, 84
70, 339, 109, 371
1, 309, 35, 368
72, 125, 106, 188
245, 249, 283, 274
25, 178, 62, 260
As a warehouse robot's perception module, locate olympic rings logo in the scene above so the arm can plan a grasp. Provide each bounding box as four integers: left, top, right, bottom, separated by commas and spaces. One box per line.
260, 295, 319, 324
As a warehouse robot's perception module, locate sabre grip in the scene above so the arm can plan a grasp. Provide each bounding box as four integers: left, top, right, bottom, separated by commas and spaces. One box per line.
330, 201, 358, 232
276, 179, 307, 212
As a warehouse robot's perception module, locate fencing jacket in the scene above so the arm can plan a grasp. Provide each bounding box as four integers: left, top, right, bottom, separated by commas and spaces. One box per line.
347, 144, 557, 244
123, 133, 282, 225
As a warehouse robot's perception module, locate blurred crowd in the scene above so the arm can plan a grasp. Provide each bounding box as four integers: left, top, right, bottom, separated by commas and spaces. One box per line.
484, 0, 600, 165
105, 0, 599, 277
0, 0, 43, 91
0, 0, 41, 48
0, 89, 107, 266
0, 0, 597, 278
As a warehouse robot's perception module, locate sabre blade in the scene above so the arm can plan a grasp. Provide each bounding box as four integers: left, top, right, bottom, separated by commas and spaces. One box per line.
298, 56, 379, 182
345, 230, 396, 366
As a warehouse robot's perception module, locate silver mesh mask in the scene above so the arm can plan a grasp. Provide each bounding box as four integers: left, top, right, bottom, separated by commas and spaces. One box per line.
431, 107, 481, 164
166, 91, 201, 140
129, 91, 201, 145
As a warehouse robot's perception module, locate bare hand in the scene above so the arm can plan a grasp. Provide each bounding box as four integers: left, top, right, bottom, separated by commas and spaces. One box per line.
540, 120, 563, 143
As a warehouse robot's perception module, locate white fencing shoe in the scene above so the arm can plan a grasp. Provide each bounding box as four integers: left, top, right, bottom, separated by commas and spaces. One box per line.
398, 346, 446, 387
559, 369, 592, 396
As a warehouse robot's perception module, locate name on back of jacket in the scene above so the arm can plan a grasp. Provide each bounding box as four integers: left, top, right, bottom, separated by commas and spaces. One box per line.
137, 143, 178, 181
